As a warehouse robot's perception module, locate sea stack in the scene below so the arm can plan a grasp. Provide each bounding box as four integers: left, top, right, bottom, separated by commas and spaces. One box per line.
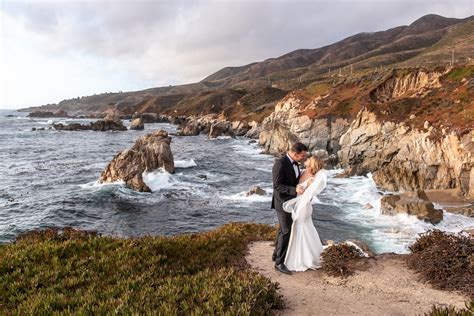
99, 130, 175, 192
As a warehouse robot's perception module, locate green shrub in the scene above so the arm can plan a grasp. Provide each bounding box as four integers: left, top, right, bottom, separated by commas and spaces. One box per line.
321, 244, 364, 277
0, 223, 282, 314
407, 230, 473, 298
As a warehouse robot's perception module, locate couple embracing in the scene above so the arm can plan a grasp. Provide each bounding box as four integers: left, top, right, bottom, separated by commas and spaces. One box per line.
272, 142, 327, 275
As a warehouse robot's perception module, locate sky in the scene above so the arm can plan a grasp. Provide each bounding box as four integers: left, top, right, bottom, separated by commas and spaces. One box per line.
0, 0, 472, 109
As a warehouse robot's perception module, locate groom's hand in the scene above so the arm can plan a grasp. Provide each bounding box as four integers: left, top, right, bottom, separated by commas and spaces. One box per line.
296, 186, 305, 195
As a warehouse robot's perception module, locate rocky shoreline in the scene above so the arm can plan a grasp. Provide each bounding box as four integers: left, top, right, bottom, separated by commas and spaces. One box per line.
25, 66, 474, 220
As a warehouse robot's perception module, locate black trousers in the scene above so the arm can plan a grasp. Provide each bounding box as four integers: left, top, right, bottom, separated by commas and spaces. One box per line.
273, 209, 293, 265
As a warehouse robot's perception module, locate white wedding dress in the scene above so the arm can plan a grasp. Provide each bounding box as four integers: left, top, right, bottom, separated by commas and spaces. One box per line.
283, 169, 327, 271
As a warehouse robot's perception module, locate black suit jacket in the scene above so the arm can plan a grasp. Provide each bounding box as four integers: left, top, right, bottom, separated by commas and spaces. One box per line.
271, 155, 299, 212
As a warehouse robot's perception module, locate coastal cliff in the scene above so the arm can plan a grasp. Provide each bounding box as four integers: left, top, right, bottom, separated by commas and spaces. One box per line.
339, 108, 473, 197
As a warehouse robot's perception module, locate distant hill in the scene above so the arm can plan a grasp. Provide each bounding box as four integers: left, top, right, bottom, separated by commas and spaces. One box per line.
22, 14, 474, 120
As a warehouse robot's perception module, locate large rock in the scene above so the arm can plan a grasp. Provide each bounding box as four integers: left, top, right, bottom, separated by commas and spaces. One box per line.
53, 119, 127, 131
338, 108, 474, 198
244, 121, 261, 139
258, 93, 350, 155
178, 117, 204, 136
140, 113, 158, 123
209, 121, 236, 139
381, 190, 443, 224
231, 121, 251, 136
245, 186, 266, 196
130, 118, 144, 130
103, 109, 122, 123
99, 130, 175, 192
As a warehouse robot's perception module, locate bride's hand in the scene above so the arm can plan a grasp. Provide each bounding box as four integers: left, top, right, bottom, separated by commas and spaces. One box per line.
296, 185, 305, 196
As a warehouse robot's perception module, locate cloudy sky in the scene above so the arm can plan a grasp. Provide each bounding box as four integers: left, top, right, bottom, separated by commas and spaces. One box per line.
0, 0, 472, 109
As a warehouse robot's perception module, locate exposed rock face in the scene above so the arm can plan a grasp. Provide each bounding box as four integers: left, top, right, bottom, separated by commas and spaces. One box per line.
381, 190, 443, 224
244, 121, 261, 139
103, 109, 122, 122
177, 115, 242, 138
338, 108, 474, 197
130, 118, 144, 130
231, 121, 251, 136
178, 117, 204, 136
53, 119, 127, 131
258, 93, 350, 156
370, 70, 442, 103
209, 121, 236, 139
99, 130, 175, 192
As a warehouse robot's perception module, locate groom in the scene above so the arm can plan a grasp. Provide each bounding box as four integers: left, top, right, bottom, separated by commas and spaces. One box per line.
271, 142, 308, 275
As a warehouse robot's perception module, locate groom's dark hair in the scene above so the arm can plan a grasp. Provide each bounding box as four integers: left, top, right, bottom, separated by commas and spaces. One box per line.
290, 142, 308, 153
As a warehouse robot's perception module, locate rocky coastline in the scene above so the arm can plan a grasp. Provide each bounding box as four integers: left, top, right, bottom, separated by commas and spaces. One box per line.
27, 66, 474, 220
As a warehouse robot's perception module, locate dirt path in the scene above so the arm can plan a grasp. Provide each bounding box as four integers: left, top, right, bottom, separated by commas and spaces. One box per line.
246, 241, 469, 316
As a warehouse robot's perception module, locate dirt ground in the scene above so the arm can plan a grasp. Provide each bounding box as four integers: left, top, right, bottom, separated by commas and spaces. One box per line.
246, 241, 470, 316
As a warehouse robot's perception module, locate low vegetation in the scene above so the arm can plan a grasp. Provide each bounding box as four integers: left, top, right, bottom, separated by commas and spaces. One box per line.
406, 230, 473, 298
426, 301, 473, 316
0, 223, 282, 315
320, 243, 364, 277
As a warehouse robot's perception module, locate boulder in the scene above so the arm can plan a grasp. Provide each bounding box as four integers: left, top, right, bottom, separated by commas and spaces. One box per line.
245, 186, 267, 196
209, 121, 236, 139
381, 190, 443, 224
140, 113, 159, 123
99, 130, 175, 192
178, 117, 204, 136
130, 118, 144, 130
103, 109, 122, 123
179, 122, 201, 136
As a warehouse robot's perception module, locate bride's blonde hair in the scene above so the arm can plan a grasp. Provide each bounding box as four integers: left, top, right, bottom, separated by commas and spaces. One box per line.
304, 156, 324, 175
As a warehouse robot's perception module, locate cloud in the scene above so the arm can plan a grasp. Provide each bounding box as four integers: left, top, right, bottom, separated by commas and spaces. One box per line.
0, 0, 472, 108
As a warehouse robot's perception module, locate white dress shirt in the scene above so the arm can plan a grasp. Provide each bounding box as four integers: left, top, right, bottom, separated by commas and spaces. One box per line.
286, 154, 300, 178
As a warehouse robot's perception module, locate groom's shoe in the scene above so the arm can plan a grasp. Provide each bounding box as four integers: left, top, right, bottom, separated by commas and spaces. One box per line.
275, 263, 292, 275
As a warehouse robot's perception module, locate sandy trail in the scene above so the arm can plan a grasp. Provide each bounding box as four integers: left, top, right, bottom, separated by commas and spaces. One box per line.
246, 241, 469, 316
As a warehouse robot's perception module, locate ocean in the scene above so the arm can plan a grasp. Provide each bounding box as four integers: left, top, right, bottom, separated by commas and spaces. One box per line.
1, 109, 473, 253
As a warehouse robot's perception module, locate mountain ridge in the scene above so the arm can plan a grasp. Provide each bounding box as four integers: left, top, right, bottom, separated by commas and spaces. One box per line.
21, 13, 474, 119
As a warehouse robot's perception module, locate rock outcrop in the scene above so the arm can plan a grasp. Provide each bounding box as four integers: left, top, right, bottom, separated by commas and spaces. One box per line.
130, 118, 144, 130
178, 117, 204, 136
28, 109, 69, 118
209, 121, 236, 139
177, 115, 243, 139
370, 70, 442, 103
244, 121, 261, 139
381, 190, 443, 224
258, 93, 350, 157
99, 130, 175, 192
53, 119, 127, 131
338, 108, 474, 197
135, 112, 172, 123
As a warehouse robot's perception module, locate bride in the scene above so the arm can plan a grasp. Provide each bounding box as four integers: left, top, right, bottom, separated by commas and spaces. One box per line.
283, 156, 327, 271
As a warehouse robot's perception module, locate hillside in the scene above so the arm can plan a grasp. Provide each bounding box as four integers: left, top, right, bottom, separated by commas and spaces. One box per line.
22, 14, 474, 125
